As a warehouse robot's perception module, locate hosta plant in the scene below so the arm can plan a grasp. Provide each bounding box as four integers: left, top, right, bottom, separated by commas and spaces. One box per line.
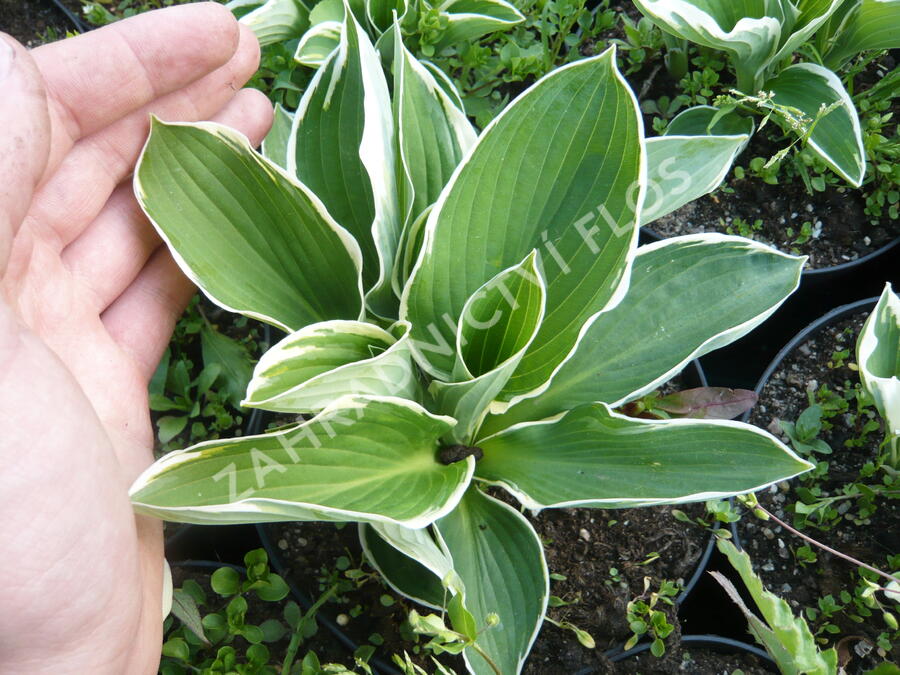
229, 0, 524, 66
857, 282, 900, 469
130, 14, 814, 674
633, 0, 900, 187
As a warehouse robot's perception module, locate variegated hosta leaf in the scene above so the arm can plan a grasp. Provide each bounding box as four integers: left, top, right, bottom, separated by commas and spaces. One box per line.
243, 320, 417, 413
402, 48, 642, 400
434, 486, 548, 675
289, 12, 400, 314
824, 0, 900, 68
480, 235, 803, 436
770, 0, 843, 64
129, 396, 473, 527
134, 119, 363, 332
430, 252, 547, 443
294, 20, 342, 66
261, 103, 294, 169
857, 283, 900, 436
665, 104, 755, 138
642, 107, 752, 226
394, 26, 477, 236
765, 62, 865, 187
359, 522, 455, 608
476, 403, 813, 510
632, 0, 781, 91
366, 0, 409, 35
239, 0, 311, 46
431, 0, 526, 52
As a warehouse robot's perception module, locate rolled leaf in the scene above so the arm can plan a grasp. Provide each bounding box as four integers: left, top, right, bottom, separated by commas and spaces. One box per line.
765, 62, 865, 187
402, 48, 643, 398
289, 12, 400, 313
134, 119, 363, 332
129, 396, 472, 527
475, 403, 813, 510
429, 252, 546, 443
481, 234, 803, 435
294, 20, 342, 66
432, 0, 526, 52
857, 283, 900, 436
243, 320, 417, 413
240, 0, 311, 46
435, 487, 548, 675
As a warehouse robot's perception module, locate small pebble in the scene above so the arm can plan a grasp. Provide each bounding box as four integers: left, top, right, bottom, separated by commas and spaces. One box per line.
297, 537, 308, 547
278, 539, 288, 551
762, 563, 775, 572
781, 583, 792, 593
864, 235, 871, 246
798, 344, 811, 356
579, 528, 591, 542
806, 203, 814, 213
336, 614, 350, 626
762, 527, 775, 540
778, 481, 790, 493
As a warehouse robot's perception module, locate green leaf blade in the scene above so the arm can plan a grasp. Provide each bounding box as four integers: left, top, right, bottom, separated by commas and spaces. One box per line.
476, 403, 813, 509
765, 63, 865, 187
435, 487, 548, 675
483, 235, 803, 434
134, 119, 364, 332
403, 49, 643, 396
130, 396, 472, 528
243, 320, 417, 413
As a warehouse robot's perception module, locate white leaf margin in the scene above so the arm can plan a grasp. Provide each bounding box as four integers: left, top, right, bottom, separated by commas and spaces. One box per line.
476, 402, 815, 512
242, 320, 414, 411
857, 282, 900, 436
129, 395, 474, 529
134, 118, 365, 333
490, 233, 805, 424
400, 45, 647, 386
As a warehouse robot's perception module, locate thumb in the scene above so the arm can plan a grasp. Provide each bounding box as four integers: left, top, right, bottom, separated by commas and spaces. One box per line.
0, 34, 51, 273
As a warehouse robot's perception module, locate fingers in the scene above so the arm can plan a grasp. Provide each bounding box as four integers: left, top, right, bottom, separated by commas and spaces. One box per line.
101, 88, 272, 382
34, 23, 262, 248
0, 35, 50, 273
31, 2, 242, 178
64, 87, 274, 313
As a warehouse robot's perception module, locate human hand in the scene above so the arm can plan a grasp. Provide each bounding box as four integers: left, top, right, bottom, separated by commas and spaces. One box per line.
0, 5, 273, 672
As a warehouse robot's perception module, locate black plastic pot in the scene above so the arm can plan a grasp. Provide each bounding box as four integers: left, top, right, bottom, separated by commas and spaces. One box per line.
640, 227, 899, 390
730, 294, 880, 550
578, 634, 776, 673
48, 0, 90, 33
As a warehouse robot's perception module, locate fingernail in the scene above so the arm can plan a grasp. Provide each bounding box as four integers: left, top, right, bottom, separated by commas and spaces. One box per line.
0, 37, 15, 83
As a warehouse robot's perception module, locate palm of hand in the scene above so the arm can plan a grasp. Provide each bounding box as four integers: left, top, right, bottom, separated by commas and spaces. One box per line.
0, 5, 272, 672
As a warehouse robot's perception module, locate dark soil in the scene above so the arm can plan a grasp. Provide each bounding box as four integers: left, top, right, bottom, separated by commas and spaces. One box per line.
0, 0, 85, 46
269, 519, 459, 671
606, 640, 774, 674
522, 502, 709, 674
743, 312, 900, 672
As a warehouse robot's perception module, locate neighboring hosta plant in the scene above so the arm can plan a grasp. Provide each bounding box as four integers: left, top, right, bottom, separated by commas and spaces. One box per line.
130, 14, 813, 674
857, 282, 900, 470
633, 0, 900, 187
229, 0, 524, 66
